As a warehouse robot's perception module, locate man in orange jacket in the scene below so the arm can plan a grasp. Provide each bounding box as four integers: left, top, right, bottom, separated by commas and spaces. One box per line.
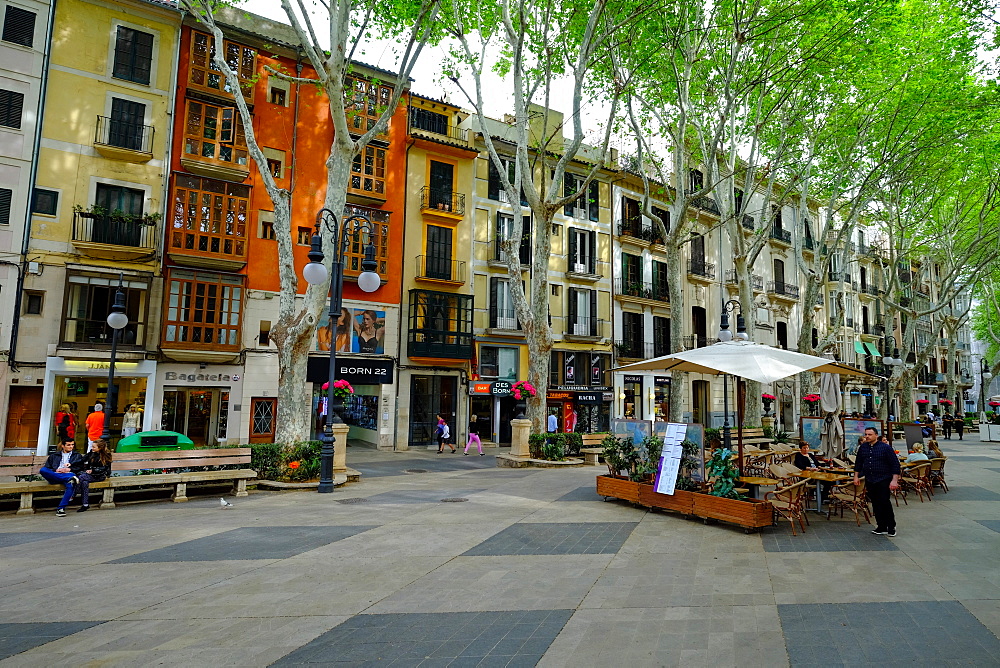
84, 403, 105, 449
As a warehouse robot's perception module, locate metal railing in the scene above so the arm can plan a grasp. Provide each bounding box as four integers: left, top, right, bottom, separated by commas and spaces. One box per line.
566, 317, 605, 338
72, 211, 157, 249
803, 237, 815, 251
408, 108, 468, 141
616, 219, 664, 244
682, 335, 709, 349
687, 259, 715, 279
691, 196, 720, 215
489, 307, 520, 330
828, 270, 851, 282
767, 281, 800, 299
616, 278, 669, 302
489, 238, 531, 266
419, 186, 466, 215
614, 339, 655, 359
741, 215, 755, 231
862, 284, 881, 296
769, 227, 792, 244
415, 255, 466, 283
724, 270, 763, 291
94, 115, 154, 153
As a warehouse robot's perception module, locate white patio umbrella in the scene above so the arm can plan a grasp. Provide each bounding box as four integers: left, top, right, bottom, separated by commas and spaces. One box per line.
818, 371, 844, 457
614, 341, 877, 471
613, 341, 877, 384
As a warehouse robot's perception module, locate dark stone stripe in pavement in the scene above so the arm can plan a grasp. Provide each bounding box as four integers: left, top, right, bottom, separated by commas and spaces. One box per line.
0, 621, 104, 661
934, 485, 1000, 501
762, 521, 900, 552
352, 456, 498, 479
269, 609, 574, 667
0, 532, 83, 548
976, 520, 1000, 533
108, 525, 377, 563
554, 485, 604, 502
779, 601, 1000, 666
462, 522, 638, 556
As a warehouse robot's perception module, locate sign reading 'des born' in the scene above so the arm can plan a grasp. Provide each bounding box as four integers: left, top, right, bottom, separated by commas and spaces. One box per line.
653, 422, 689, 496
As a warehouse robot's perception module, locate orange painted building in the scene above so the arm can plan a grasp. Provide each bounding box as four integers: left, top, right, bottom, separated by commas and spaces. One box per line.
150, 8, 406, 447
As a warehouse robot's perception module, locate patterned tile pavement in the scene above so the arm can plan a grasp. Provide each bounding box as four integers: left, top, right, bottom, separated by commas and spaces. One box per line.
1, 436, 998, 666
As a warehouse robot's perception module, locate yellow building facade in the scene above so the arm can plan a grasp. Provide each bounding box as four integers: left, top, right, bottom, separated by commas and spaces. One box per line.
8, 0, 180, 453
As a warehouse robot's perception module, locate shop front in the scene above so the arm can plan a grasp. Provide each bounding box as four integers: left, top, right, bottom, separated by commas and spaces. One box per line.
309, 356, 396, 449
469, 380, 515, 445
613, 372, 670, 422
545, 386, 612, 433
37, 357, 158, 454
653, 376, 671, 421
149, 364, 244, 446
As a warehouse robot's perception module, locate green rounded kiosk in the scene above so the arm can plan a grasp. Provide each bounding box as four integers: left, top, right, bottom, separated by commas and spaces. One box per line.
116, 431, 195, 452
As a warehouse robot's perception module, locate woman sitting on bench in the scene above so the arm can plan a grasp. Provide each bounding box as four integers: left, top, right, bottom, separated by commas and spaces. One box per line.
73, 439, 113, 513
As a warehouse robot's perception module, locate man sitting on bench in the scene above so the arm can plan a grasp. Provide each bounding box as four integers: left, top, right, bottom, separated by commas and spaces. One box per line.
39, 440, 82, 517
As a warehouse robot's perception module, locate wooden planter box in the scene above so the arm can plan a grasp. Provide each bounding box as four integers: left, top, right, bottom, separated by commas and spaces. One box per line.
596, 475, 772, 530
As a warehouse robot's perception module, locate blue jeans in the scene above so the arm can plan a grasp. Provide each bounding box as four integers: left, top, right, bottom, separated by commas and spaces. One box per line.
39, 467, 76, 509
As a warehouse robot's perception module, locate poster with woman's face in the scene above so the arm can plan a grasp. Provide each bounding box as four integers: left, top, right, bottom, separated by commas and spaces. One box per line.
352, 308, 386, 354
315, 308, 354, 353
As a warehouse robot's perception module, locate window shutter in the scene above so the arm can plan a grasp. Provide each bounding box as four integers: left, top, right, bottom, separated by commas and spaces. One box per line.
568, 288, 577, 330
2, 6, 35, 47
567, 227, 577, 269
564, 174, 574, 216
588, 231, 597, 273
0, 188, 11, 226
589, 181, 599, 221
519, 216, 531, 265
589, 289, 598, 336
489, 277, 498, 327
488, 160, 500, 200
0, 89, 24, 129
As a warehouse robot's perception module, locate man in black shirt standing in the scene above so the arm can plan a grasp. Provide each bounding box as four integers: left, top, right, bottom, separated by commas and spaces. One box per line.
854, 426, 901, 536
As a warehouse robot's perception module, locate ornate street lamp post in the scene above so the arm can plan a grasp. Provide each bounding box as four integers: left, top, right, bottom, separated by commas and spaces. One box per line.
101, 274, 128, 442
880, 347, 903, 421
716, 299, 749, 453
302, 208, 381, 493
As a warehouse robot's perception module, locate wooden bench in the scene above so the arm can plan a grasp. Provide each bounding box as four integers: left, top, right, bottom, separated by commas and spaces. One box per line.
0, 448, 256, 515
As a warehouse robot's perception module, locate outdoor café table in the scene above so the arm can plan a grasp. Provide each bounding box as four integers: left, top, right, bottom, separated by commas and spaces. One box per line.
737, 476, 782, 499
793, 470, 850, 512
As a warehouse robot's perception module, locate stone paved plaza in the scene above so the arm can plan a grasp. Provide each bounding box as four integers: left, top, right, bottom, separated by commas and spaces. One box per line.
2, 437, 1000, 667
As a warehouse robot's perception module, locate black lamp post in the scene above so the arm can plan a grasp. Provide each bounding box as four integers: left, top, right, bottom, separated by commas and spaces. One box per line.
880, 347, 903, 421
101, 274, 128, 442
981, 357, 994, 418
302, 208, 381, 493
716, 299, 748, 452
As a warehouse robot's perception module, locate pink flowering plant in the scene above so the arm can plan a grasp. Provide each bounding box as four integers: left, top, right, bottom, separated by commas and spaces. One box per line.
938, 398, 953, 406
511, 380, 536, 400
989, 401, 1000, 408
916, 399, 929, 405
322, 379, 355, 400
761, 393, 776, 401
802, 394, 820, 403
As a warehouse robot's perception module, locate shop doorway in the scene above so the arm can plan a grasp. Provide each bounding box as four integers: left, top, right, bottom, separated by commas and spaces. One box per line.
249, 397, 277, 443
163, 388, 228, 446
408, 375, 457, 447
470, 397, 493, 443
5, 387, 42, 450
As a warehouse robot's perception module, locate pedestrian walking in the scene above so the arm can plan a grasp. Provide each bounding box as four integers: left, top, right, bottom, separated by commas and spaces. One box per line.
941, 413, 952, 439
954, 412, 965, 440
854, 426, 901, 537
73, 439, 113, 513
121, 404, 142, 438
464, 414, 483, 455
435, 414, 456, 453
54, 403, 76, 442
38, 440, 82, 517
547, 410, 558, 433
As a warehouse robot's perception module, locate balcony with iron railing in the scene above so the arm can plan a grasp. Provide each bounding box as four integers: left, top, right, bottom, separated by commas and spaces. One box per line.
614, 339, 655, 360
419, 186, 466, 216
766, 281, 800, 300
617, 219, 664, 244
93, 115, 154, 160
862, 284, 881, 296
724, 270, 763, 291
489, 238, 531, 267
616, 278, 669, 303
828, 270, 851, 283
741, 215, 755, 231
769, 227, 792, 244
683, 334, 709, 349
408, 108, 469, 142
565, 317, 606, 339
415, 255, 466, 284
691, 196, 720, 215
803, 236, 816, 251
72, 209, 158, 259
687, 259, 715, 280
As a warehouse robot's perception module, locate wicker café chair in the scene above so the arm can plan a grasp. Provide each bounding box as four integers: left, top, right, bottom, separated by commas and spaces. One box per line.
769, 463, 794, 486
826, 477, 871, 526
901, 462, 934, 502
928, 457, 949, 493
765, 479, 810, 536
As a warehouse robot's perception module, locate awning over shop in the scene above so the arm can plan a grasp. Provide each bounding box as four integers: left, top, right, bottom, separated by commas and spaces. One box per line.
854, 341, 882, 356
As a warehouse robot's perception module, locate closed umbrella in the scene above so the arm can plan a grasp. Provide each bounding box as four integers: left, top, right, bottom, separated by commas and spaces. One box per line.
819, 371, 844, 457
